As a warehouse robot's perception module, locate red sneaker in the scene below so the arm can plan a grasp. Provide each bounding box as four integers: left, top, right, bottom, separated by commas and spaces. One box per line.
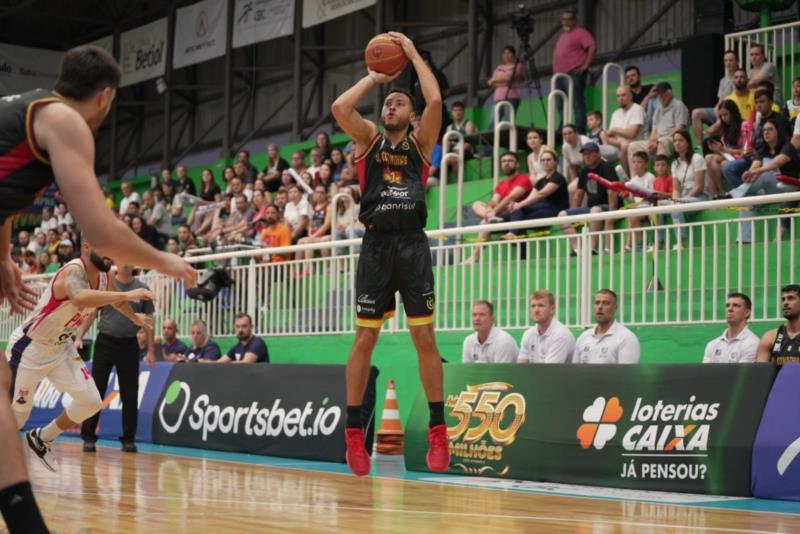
345, 427, 371, 477
426, 423, 450, 473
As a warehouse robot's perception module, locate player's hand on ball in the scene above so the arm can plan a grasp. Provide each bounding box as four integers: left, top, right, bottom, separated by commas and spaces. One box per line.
368, 69, 400, 85
387, 32, 417, 58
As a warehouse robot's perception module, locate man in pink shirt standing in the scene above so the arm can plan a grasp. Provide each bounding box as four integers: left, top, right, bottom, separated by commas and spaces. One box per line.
553, 9, 596, 133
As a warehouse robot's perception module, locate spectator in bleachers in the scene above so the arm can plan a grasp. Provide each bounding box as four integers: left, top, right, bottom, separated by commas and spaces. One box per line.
35, 251, 50, 274
274, 187, 289, 213
691, 50, 738, 145
259, 204, 292, 262
518, 290, 575, 364
300, 171, 314, 191
202, 313, 269, 364
467, 151, 531, 262
462, 300, 518, 363
160, 181, 183, 225
130, 215, 160, 249
307, 148, 325, 181
488, 45, 524, 124
788, 77, 800, 125
509, 148, 569, 236
14, 230, 30, 250
217, 194, 255, 245
264, 144, 289, 192
182, 320, 221, 363
174, 165, 195, 196
199, 168, 222, 201
562, 123, 590, 181
573, 289, 640, 364
141, 190, 171, 245
670, 129, 709, 250
176, 224, 197, 256
155, 319, 188, 362
586, 110, 619, 161
135, 328, 148, 361
119, 181, 141, 216
56, 239, 75, 264
161, 168, 178, 189
526, 129, 547, 181
704, 100, 744, 198
124, 200, 140, 219
646, 154, 674, 252
21, 250, 37, 274
236, 150, 258, 184
317, 163, 336, 195
166, 238, 179, 255
628, 82, 689, 164
221, 165, 235, 193
27, 230, 46, 256
722, 88, 791, 192
624, 151, 656, 251
625, 65, 655, 110
315, 132, 332, 161
45, 228, 60, 254
733, 116, 800, 241
330, 148, 346, 182
339, 167, 358, 189
40, 205, 58, 233
249, 189, 272, 238
55, 201, 73, 227
333, 187, 364, 254
297, 185, 332, 267
104, 188, 116, 211
228, 177, 253, 211
558, 142, 618, 255
553, 8, 595, 132
290, 150, 307, 175
602, 86, 646, 174
703, 293, 759, 363
409, 110, 443, 189
748, 43, 780, 103
445, 101, 476, 158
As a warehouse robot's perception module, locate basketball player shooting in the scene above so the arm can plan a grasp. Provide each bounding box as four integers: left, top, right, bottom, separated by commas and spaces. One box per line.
8, 236, 154, 474
331, 32, 449, 476
0, 45, 193, 533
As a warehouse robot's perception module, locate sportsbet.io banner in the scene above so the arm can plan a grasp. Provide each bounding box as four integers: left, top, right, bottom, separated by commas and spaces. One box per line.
152, 364, 372, 462
405, 364, 775, 496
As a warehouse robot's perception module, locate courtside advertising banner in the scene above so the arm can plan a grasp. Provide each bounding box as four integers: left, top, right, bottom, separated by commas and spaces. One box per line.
232, 0, 294, 49
752, 363, 800, 500
301, 0, 375, 28
173, 0, 228, 69
405, 364, 775, 496
23, 362, 173, 442
120, 18, 167, 87
152, 364, 350, 462
0, 43, 63, 95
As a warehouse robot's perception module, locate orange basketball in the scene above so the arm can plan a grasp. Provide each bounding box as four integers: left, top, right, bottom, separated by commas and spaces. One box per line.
364, 34, 407, 76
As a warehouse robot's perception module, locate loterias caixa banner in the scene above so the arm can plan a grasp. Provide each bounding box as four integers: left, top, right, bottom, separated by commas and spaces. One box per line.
405, 363, 775, 496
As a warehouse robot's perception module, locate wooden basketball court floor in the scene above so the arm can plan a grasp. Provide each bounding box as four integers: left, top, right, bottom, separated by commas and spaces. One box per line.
20, 436, 800, 533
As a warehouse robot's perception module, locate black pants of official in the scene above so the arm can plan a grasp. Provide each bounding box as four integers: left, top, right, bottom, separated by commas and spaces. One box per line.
80, 333, 140, 444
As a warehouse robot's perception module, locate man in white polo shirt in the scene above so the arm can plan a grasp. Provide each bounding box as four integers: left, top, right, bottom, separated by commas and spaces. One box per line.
574, 289, 640, 364
703, 293, 759, 363
518, 290, 575, 363
462, 300, 518, 363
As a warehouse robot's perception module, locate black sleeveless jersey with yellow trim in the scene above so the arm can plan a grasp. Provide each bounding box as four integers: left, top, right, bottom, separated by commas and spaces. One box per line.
0, 89, 60, 224
771, 325, 800, 366
354, 133, 430, 232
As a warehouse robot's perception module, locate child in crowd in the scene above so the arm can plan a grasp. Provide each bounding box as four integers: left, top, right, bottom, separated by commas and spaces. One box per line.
625, 151, 655, 251
647, 154, 674, 251
587, 110, 620, 162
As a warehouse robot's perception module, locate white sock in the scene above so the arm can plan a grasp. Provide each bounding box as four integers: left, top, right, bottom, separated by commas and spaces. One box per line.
39, 420, 63, 442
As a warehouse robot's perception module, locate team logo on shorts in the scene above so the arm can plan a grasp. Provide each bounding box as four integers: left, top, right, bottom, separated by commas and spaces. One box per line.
426, 297, 435, 311
15, 388, 29, 405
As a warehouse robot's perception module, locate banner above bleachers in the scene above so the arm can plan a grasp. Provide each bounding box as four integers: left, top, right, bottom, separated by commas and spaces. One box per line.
233, 0, 295, 48
0, 43, 63, 95
174, 0, 228, 69
301, 0, 375, 29
120, 17, 167, 87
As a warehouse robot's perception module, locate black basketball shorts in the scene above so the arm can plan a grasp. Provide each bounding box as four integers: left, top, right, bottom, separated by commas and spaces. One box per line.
355, 229, 435, 328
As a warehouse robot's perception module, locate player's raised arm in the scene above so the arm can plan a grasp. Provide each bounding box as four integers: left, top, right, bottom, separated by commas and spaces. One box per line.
34, 104, 197, 288
388, 32, 441, 157
331, 73, 394, 152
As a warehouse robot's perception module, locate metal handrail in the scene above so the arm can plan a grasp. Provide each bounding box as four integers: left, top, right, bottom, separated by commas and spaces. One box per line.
602, 63, 624, 130
440, 130, 466, 231
330, 192, 356, 257
547, 89, 568, 148
492, 100, 516, 188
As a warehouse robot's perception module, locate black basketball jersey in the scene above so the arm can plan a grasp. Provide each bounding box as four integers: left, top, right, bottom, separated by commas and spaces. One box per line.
770, 325, 800, 366
355, 133, 430, 232
0, 89, 60, 224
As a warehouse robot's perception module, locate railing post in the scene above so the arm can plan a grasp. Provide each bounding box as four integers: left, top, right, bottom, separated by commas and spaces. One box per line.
580, 223, 592, 327
492, 100, 516, 188
601, 63, 624, 130
247, 261, 257, 325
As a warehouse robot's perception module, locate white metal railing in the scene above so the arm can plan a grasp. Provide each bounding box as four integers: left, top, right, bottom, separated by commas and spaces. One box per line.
492, 100, 516, 187
548, 73, 574, 150
725, 21, 799, 101
440, 130, 466, 231
3, 192, 799, 341
330, 192, 356, 256
602, 63, 625, 130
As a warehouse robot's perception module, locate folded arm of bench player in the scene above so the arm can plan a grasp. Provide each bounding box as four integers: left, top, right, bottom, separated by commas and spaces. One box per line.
56, 264, 154, 312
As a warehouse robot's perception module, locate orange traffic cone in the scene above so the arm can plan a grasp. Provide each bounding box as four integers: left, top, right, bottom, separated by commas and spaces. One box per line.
375, 380, 404, 455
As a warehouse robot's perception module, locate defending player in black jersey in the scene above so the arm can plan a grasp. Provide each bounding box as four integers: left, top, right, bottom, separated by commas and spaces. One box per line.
0, 46, 195, 534
331, 32, 449, 477
757, 284, 800, 365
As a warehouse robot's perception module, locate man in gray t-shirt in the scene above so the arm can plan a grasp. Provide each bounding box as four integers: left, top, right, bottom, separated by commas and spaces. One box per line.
80, 265, 155, 452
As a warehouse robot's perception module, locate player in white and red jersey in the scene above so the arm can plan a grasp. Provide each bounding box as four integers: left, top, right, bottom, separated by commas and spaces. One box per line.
5, 237, 154, 472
